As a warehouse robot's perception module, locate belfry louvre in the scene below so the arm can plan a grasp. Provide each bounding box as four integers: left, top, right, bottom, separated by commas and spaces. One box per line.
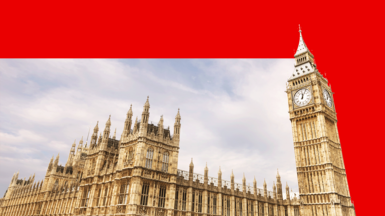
0, 29, 356, 216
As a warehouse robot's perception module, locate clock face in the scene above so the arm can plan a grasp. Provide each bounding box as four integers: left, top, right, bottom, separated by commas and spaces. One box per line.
294, 88, 312, 106
323, 89, 333, 107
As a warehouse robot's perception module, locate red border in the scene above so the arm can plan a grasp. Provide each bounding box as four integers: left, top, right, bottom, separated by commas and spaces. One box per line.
1, 1, 382, 214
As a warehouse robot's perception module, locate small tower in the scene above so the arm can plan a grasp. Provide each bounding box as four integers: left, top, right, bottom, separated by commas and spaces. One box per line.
263, 179, 267, 198
46, 156, 54, 175
273, 181, 277, 199
139, 96, 150, 136
204, 162, 209, 185
286, 182, 290, 200
173, 108, 181, 145
123, 105, 133, 137
276, 169, 283, 200
91, 121, 99, 148
133, 116, 139, 134
157, 115, 164, 138
100, 116, 112, 150
218, 166, 222, 188
230, 170, 234, 191
189, 158, 194, 184
242, 173, 246, 196
113, 128, 117, 139
253, 176, 257, 196
66, 140, 76, 165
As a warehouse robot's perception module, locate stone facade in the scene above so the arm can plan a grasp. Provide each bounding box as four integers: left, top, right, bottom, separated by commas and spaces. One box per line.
0, 29, 355, 216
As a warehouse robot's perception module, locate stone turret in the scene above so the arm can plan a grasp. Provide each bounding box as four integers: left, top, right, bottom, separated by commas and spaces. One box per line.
263, 179, 267, 198
276, 169, 283, 200
286, 182, 290, 200
100, 115, 111, 150
123, 105, 133, 137
158, 115, 164, 138
173, 108, 181, 145
91, 121, 99, 148
139, 97, 150, 136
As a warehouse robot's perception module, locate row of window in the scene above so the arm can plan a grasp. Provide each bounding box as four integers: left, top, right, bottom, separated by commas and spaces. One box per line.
146, 148, 169, 172
80, 182, 299, 216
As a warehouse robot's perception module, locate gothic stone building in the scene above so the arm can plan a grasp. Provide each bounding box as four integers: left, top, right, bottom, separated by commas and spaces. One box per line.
0, 29, 356, 216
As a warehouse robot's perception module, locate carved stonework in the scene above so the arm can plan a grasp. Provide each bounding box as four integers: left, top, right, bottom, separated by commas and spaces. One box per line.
156, 208, 165, 216
144, 170, 152, 178
138, 206, 148, 215
116, 205, 126, 214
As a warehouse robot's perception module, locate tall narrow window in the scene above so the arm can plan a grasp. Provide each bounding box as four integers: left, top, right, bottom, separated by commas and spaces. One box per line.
192, 191, 195, 212
239, 199, 242, 216
158, 186, 166, 208
81, 187, 90, 207
207, 193, 210, 214
235, 199, 237, 216
145, 149, 154, 169
269, 205, 273, 216
250, 201, 254, 216
284, 206, 288, 216
140, 183, 150, 206
103, 187, 109, 206
301, 124, 305, 141
53, 180, 59, 190
118, 181, 130, 204
182, 189, 187, 210
304, 124, 308, 140
96, 188, 101, 206
294, 207, 300, 216
222, 198, 224, 216
226, 199, 230, 216
213, 194, 217, 215
162, 152, 169, 172
198, 191, 203, 213
312, 122, 317, 138
174, 190, 178, 209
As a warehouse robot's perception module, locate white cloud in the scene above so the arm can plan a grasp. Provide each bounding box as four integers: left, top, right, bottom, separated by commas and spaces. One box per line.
0, 59, 299, 195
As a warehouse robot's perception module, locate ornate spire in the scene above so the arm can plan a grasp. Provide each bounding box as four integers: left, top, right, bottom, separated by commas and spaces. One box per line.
72, 139, 76, 147
144, 96, 150, 108
231, 169, 234, 178
253, 176, 256, 184
94, 121, 99, 130
106, 115, 111, 126
263, 179, 267, 186
286, 182, 289, 189
127, 104, 133, 116
205, 162, 208, 171
218, 166, 222, 174
294, 25, 313, 57
113, 128, 116, 139
176, 108, 181, 119
190, 158, 194, 167
276, 169, 280, 178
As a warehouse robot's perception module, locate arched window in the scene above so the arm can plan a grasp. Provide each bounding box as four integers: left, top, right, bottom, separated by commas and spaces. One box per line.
161, 152, 169, 172
53, 180, 59, 190
118, 181, 130, 204
145, 148, 154, 169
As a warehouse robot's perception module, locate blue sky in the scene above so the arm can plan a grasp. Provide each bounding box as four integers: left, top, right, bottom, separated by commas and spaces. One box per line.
0, 59, 298, 196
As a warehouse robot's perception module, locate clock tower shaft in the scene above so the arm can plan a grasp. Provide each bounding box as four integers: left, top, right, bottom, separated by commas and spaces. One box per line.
286, 28, 356, 216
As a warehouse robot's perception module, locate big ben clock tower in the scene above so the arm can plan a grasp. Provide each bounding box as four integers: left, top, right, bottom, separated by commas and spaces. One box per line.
286, 27, 356, 216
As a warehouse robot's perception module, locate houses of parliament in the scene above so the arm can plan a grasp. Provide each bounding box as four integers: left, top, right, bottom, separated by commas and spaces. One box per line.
0, 29, 356, 216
